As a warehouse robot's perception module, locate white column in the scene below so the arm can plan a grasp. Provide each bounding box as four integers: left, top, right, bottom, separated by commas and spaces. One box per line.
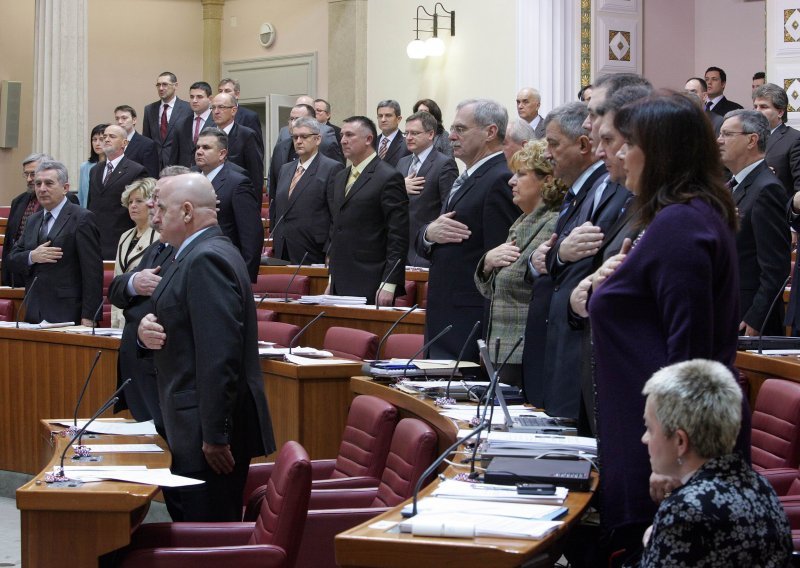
517, 0, 582, 114
33, 0, 87, 183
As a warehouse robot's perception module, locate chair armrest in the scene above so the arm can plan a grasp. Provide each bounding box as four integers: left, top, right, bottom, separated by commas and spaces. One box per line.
130, 522, 256, 549
244, 459, 337, 500
121, 545, 286, 568
309, 487, 379, 510
312, 476, 381, 490
311, 459, 338, 479
760, 468, 800, 495
295, 508, 391, 568
781, 495, 800, 530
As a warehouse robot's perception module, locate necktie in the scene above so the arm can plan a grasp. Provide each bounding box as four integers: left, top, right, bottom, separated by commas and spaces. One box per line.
446, 170, 470, 206
705, 101, 712, 112
103, 162, 114, 185
408, 155, 420, 177
345, 169, 360, 195
193, 116, 202, 144
378, 137, 389, 160
160, 103, 169, 140
289, 165, 305, 196
39, 211, 52, 244
728, 177, 739, 192
559, 191, 576, 217
17, 197, 38, 239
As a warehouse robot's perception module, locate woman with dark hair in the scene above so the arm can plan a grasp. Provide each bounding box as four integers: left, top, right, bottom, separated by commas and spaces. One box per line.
413, 98, 452, 156
77, 123, 108, 207
569, 92, 748, 563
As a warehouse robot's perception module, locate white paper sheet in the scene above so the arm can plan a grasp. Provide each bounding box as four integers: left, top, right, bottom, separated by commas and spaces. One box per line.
65, 467, 204, 487
52, 419, 158, 436
73, 444, 163, 453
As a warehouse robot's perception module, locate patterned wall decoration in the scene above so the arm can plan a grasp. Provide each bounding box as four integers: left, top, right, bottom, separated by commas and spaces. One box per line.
581, 0, 591, 90
608, 30, 631, 61
785, 77, 800, 111
768, 1, 800, 127
591, 0, 641, 78
785, 8, 800, 42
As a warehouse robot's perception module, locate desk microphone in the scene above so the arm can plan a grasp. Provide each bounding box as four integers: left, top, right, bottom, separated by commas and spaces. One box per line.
73, 350, 102, 427
15, 275, 39, 328
282, 251, 309, 302
374, 257, 404, 309
256, 292, 270, 310
90, 300, 104, 335
445, 320, 480, 400
375, 304, 418, 359
77, 378, 131, 445
756, 272, 792, 355
288, 311, 326, 355
402, 324, 453, 379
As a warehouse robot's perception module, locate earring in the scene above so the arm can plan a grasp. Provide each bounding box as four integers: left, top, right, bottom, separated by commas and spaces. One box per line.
677, 457, 683, 466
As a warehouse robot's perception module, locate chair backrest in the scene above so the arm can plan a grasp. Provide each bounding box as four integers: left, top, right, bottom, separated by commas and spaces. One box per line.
394, 281, 417, 307
253, 273, 310, 299
332, 395, 399, 479
371, 418, 437, 508
383, 334, 424, 359
256, 309, 277, 322
258, 321, 301, 347
0, 299, 14, 322
250, 441, 311, 567
752, 378, 800, 470
323, 327, 379, 360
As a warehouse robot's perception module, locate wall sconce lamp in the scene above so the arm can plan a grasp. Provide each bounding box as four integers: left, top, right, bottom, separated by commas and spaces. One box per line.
406, 3, 455, 60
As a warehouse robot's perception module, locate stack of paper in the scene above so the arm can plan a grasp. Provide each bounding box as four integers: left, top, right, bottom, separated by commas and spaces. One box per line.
369, 362, 479, 378
465, 431, 597, 458
258, 346, 332, 358
439, 404, 548, 426
52, 419, 158, 436
298, 295, 367, 305
399, 512, 562, 540
62, 466, 203, 487
430, 479, 568, 505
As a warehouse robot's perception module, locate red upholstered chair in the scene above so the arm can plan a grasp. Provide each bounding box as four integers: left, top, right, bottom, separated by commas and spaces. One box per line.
256, 309, 277, 322
253, 274, 310, 300
0, 299, 14, 322
120, 441, 312, 568
418, 281, 428, 309
758, 468, 800, 551
751, 379, 800, 471
0, 206, 10, 217
257, 321, 301, 347
382, 334, 424, 359
322, 327, 379, 360
243, 394, 399, 520
394, 280, 417, 307
294, 418, 438, 568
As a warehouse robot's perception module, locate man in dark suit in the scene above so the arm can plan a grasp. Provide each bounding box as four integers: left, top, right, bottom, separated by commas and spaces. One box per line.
276, 97, 344, 163
516, 88, 546, 139
719, 110, 791, 336
326, 116, 408, 304
142, 72, 192, 170
195, 127, 263, 282
268, 104, 344, 218
416, 99, 519, 361
218, 77, 264, 153
685, 77, 724, 135
138, 173, 275, 522
315, 98, 342, 142
171, 81, 216, 168
210, 92, 264, 196
375, 100, 411, 167
88, 124, 148, 259
272, 117, 343, 264
396, 111, 458, 267
7, 160, 103, 325
705, 66, 743, 117
753, 83, 800, 200
114, 105, 159, 178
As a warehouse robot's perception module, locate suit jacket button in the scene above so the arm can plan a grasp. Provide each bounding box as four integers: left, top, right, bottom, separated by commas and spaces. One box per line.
554, 285, 559, 292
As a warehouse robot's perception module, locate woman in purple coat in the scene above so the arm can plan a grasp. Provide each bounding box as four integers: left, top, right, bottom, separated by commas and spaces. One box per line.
572, 92, 750, 564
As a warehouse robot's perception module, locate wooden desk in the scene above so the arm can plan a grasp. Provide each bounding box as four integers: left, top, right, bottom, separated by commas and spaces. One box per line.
259, 300, 426, 349
337, 378, 598, 568
17, 420, 170, 568
736, 350, 800, 406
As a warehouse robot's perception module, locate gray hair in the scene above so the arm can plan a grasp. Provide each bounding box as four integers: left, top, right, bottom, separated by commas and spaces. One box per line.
593, 73, 652, 97
643, 359, 742, 458
724, 109, 770, 153
601, 85, 653, 117
506, 119, 536, 145
218, 77, 240, 93
160, 165, 192, 177
121, 177, 157, 207
35, 160, 68, 184
197, 127, 228, 151
457, 98, 509, 141
376, 99, 402, 116
23, 153, 53, 167
544, 102, 589, 140
291, 117, 321, 134
753, 83, 789, 124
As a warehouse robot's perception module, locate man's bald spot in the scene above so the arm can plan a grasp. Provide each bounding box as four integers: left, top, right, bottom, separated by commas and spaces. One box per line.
517, 88, 541, 102
168, 173, 218, 209
105, 124, 127, 137
214, 92, 236, 107
295, 95, 314, 106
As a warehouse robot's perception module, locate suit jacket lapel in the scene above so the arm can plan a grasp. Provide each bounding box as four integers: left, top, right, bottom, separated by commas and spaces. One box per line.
416, 155, 434, 178
290, 155, 320, 201
343, 158, 376, 204
767, 124, 786, 152
734, 162, 763, 205
47, 202, 72, 241
152, 227, 220, 305
106, 157, 128, 188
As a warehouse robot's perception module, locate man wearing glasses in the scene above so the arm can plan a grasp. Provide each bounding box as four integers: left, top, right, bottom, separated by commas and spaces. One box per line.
142, 72, 192, 170
271, 117, 344, 264
210, 92, 264, 197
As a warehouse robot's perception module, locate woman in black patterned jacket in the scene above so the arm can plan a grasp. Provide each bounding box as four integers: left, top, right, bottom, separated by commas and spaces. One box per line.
632, 359, 792, 567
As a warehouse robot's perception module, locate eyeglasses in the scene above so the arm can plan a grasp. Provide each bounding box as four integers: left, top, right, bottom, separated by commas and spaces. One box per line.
23, 171, 36, 179
403, 130, 431, 138
210, 105, 234, 111
291, 134, 319, 141
719, 130, 749, 139
155, 82, 175, 88
450, 124, 479, 136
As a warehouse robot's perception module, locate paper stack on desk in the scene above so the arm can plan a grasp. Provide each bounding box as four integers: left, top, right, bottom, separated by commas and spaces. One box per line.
429, 479, 568, 505
463, 430, 598, 458
298, 295, 367, 305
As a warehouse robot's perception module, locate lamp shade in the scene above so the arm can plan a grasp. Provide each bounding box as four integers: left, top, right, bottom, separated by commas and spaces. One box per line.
406, 39, 427, 59
425, 36, 445, 56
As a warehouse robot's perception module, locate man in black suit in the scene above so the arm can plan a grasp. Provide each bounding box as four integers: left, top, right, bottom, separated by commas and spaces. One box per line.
195, 127, 263, 282
705, 66, 743, 117
171, 81, 216, 168
276, 97, 344, 162
218, 77, 264, 153
142, 72, 192, 170
326, 116, 408, 304
314, 98, 342, 142
375, 100, 411, 167
268, 104, 345, 219
396, 111, 458, 267
7, 160, 103, 325
415, 99, 519, 361
516, 88, 546, 139
210, 92, 264, 196
719, 110, 791, 336
272, 117, 343, 264
2, 153, 52, 287
754, 83, 800, 200
685, 77, 724, 135
114, 105, 159, 177
138, 173, 275, 522
88, 124, 148, 259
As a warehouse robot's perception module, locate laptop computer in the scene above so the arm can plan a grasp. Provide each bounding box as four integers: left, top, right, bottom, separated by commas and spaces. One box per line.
477, 340, 577, 434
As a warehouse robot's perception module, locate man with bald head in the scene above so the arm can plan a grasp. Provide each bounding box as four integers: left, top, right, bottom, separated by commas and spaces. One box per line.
88, 123, 147, 258
516, 88, 545, 138
138, 173, 275, 522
